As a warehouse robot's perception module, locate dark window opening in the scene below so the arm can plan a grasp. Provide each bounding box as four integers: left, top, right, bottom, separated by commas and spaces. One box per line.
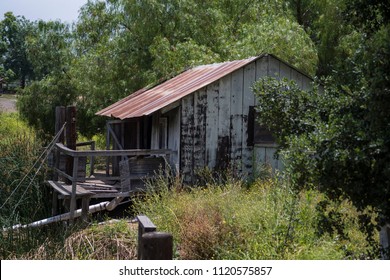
247, 106, 275, 146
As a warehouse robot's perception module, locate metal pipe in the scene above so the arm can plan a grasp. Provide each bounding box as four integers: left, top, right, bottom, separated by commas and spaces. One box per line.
3, 198, 126, 231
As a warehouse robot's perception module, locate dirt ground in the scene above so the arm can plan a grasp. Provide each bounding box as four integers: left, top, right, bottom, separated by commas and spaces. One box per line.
0, 95, 17, 113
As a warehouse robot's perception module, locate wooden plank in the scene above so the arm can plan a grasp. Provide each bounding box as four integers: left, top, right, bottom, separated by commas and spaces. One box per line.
107, 123, 125, 151
230, 68, 244, 173
69, 156, 79, 224
253, 145, 283, 173
160, 100, 180, 115
55, 143, 173, 157
217, 76, 231, 170
206, 81, 219, 169
291, 69, 303, 88
193, 88, 207, 172
279, 61, 292, 80
106, 121, 111, 176
268, 55, 281, 78
166, 107, 180, 171
302, 75, 312, 91
255, 55, 269, 107
265, 147, 279, 170
86, 192, 132, 198
242, 62, 256, 177
180, 94, 194, 184
47, 181, 93, 197
150, 112, 161, 149
65, 106, 77, 184
254, 146, 266, 177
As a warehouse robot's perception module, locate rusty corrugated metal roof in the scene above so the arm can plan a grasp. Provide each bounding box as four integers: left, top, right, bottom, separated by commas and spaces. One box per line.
96, 55, 260, 119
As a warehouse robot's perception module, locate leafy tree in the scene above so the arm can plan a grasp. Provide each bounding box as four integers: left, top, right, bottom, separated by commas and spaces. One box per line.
0, 12, 33, 88
253, 1, 390, 244
25, 20, 72, 79
17, 73, 77, 135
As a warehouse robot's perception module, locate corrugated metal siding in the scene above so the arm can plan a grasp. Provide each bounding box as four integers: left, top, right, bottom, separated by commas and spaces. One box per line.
96, 56, 259, 119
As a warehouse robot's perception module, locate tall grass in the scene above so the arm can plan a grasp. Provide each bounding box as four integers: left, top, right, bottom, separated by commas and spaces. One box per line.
0, 113, 51, 258
133, 170, 379, 260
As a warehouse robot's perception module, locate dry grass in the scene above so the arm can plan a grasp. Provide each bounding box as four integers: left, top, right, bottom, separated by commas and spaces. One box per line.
178, 205, 227, 259
11, 220, 138, 260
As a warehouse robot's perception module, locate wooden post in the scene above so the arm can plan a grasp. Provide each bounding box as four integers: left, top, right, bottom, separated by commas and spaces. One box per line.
106, 121, 111, 176
53, 106, 66, 214
137, 215, 156, 259
55, 106, 66, 143
141, 232, 173, 260
54, 106, 66, 182
65, 106, 77, 184
90, 141, 95, 176
69, 155, 79, 225
81, 196, 91, 223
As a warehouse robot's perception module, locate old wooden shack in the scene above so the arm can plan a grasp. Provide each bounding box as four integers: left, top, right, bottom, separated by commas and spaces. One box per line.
97, 54, 313, 183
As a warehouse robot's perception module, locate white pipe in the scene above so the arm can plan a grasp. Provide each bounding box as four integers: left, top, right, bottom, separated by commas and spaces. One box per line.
4, 197, 126, 231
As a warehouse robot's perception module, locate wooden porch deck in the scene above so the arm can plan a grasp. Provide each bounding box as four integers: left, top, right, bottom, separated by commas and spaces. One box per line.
48, 143, 172, 223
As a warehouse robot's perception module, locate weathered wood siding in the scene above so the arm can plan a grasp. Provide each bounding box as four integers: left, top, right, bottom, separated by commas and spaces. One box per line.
145, 55, 313, 183
180, 94, 195, 183
166, 107, 180, 172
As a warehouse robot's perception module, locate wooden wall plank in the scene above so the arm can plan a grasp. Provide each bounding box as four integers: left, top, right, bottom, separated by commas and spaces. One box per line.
216, 76, 231, 170
230, 68, 244, 173
166, 107, 180, 171
291, 69, 303, 88
180, 94, 194, 184
279, 61, 292, 80
302, 75, 312, 91
150, 112, 160, 149
254, 146, 266, 177
193, 89, 207, 172
268, 55, 281, 78
242, 62, 256, 178
255, 55, 269, 107
205, 81, 219, 169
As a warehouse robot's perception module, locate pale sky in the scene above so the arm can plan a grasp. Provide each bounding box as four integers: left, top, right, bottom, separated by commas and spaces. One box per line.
0, 0, 89, 23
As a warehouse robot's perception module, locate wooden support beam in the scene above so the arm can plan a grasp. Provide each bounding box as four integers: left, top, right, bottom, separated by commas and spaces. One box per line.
54, 106, 65, 182
65, 106, 77, 184
69, 156, 79, 225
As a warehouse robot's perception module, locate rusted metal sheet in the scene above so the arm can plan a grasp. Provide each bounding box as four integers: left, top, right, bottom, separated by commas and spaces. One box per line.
96, 57, 259, 119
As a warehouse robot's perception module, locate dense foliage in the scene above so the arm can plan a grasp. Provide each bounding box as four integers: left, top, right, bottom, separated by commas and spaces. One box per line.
253, 1, 390, 232
1, 0, 318, 137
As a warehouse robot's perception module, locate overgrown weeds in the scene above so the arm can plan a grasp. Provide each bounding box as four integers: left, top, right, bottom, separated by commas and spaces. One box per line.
0, 113, 52, 258
133, 170, 380, 260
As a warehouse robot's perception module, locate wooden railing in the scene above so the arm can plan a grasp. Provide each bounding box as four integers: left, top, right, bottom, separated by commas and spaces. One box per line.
52, 143, 173, 223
